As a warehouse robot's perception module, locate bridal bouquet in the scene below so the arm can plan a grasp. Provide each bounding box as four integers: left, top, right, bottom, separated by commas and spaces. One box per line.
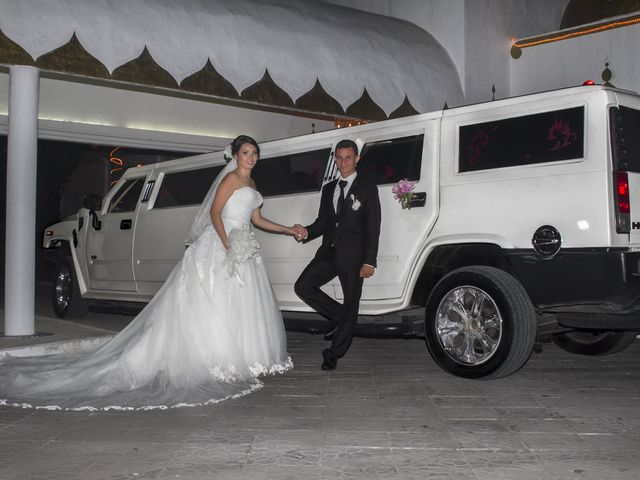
224, 228, 260, 282
392, 178, 416, 209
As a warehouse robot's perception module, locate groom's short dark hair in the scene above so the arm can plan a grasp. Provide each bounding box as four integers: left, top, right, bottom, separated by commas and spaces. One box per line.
335, 139, 359, 156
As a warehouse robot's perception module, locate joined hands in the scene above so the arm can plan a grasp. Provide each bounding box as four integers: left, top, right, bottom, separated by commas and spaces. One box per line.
292, 224, 308, 242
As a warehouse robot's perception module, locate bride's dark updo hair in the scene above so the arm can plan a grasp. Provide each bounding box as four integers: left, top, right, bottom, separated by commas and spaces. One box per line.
231, 135, 260, 156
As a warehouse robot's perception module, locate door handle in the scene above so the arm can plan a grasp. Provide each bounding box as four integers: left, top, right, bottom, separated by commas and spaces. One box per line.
120, 219, 132, 230
408, 192, 427, 208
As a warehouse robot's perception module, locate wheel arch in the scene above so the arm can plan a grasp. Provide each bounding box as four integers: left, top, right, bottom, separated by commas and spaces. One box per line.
410, 242, 518, 307
46, 238, 89, 295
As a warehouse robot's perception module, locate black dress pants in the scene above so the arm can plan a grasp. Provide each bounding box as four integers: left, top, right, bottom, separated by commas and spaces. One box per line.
294, 249, 364, 362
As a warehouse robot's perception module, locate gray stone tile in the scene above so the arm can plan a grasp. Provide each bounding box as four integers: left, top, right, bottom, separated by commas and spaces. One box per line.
471, 466, 550, 480
322, 446, 393, 465
518, 432, 591, 451
423, 381, 481, 397
324, 417, 432, 432
320, 447, 397, 479
386, 431, 457, 449
564, 417, 633, 434
578, 433, 640, 452
323, 430, 390, 447
255, 429, 324, 447
247, 444, 322, 466
505, 417, 575, 434
0, 440, 48, 472
272, 394, 326, 406
171, 442, 250, 465
159, 464, 242, 480
260, 415, 325, 430
243, 464, 322, 479
389, 447, 468, 469
185, 428, 258, 444
535, 456, 637, 480
328, 383, 380, 396
395, 466, 476, 480
491, 406, 558, 419
436, 406, 498, 420
430, 395, 489, 408
454, 431, 528, 450
462, 448, 540, 468
447, 419, 510, 434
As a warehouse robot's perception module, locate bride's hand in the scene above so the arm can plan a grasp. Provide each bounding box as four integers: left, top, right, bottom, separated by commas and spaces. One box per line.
291, 224, 307, 241
285, 226, 298, 238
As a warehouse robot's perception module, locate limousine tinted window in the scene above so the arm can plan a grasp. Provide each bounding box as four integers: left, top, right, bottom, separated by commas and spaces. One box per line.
459, 106, 584, 172
358, 135, 423, 185
253, 148, 331, 197
108, 177, 145, 213
154, 166, 224, 208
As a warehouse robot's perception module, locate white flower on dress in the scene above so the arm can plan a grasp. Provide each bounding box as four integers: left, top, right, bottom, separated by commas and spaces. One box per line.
350, 194, 361, 211
224, 228, 260, 284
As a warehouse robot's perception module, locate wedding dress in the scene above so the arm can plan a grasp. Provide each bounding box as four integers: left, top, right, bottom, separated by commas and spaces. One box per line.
0, 175, 292, 410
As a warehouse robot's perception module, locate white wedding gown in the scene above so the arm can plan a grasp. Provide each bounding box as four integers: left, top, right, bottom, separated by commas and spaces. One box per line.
0, 186, 292, 410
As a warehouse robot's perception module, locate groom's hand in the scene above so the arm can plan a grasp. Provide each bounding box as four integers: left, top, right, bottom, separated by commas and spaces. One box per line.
293, 224, 308, 241
360, 264, 375, 278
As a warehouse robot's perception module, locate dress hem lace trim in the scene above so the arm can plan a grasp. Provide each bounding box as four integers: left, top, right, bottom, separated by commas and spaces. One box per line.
0, 357, 294, 412
0, 381, 263, 412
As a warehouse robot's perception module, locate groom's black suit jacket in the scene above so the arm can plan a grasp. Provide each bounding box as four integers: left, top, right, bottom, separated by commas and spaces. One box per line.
305, 175, 381, 269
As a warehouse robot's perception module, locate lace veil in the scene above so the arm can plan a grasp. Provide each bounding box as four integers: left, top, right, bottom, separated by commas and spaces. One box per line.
185, 152, 237, 246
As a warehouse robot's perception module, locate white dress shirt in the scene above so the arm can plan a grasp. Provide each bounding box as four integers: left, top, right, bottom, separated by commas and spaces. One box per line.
333, 172, 357, 212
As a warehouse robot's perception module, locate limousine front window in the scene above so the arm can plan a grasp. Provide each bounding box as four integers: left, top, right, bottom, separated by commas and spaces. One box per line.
253, 148, 331, 197
108, 178, 145, 213
459, 106, 585, 172
358, 134, 423, 185
154, 166, 224, 208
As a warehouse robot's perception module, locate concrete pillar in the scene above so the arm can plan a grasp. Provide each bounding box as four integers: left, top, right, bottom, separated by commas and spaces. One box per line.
4, 66, 39, 336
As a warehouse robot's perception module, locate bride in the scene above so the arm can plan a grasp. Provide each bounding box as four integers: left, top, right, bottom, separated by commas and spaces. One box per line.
0, 135, 296, 410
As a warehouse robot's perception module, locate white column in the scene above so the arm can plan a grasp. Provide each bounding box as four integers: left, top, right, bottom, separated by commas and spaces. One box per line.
4, 66, 39, 336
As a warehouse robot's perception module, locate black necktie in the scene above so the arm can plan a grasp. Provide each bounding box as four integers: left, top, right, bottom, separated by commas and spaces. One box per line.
336, 180, 348, 216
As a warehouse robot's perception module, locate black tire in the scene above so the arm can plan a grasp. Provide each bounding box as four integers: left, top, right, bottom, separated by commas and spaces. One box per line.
52, 259, 89, 318
552, 331, 637, 356
424, 266, 536, 379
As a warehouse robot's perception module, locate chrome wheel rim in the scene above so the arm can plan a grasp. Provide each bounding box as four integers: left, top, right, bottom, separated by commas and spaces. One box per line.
54, 267, 72, 311
435, 285, 502, 365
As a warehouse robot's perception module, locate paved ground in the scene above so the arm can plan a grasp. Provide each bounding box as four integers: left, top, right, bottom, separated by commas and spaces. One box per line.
1, 295, 640, 479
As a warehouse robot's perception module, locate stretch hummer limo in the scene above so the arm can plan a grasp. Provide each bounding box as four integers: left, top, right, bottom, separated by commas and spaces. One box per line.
44, 85, 640, 379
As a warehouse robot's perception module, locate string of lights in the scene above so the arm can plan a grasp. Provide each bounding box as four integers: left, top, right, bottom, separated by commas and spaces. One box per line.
511, 14, 640, 58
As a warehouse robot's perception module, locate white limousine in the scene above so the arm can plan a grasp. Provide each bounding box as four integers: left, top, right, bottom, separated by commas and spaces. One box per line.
44, 85, 640, 378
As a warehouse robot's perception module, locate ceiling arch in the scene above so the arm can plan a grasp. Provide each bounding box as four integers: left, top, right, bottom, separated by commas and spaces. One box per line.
0, 0, 463, 120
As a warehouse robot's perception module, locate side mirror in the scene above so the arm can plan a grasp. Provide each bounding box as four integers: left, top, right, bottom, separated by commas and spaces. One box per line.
83, 194, 102, 211
82, 194, 103, 230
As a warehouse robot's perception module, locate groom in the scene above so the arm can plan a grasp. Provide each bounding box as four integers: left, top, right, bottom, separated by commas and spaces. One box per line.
294, 139, 381, 370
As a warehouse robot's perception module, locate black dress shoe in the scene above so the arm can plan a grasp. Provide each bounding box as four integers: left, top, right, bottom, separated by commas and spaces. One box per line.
321, 359, 337, 370
323, 326, 338, 341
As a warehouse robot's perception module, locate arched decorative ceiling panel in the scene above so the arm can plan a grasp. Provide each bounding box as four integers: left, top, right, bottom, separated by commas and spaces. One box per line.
0, 0, 463, 120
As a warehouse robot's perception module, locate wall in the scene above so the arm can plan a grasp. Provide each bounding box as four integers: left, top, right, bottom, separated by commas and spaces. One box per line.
0, 72, 333, 151
463, 0, 512, 103
511, 0, 569, 38
510, 22, 640, 97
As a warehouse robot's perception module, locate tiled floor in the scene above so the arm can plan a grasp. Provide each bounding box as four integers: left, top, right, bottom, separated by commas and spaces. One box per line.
0, 318, 639, 479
